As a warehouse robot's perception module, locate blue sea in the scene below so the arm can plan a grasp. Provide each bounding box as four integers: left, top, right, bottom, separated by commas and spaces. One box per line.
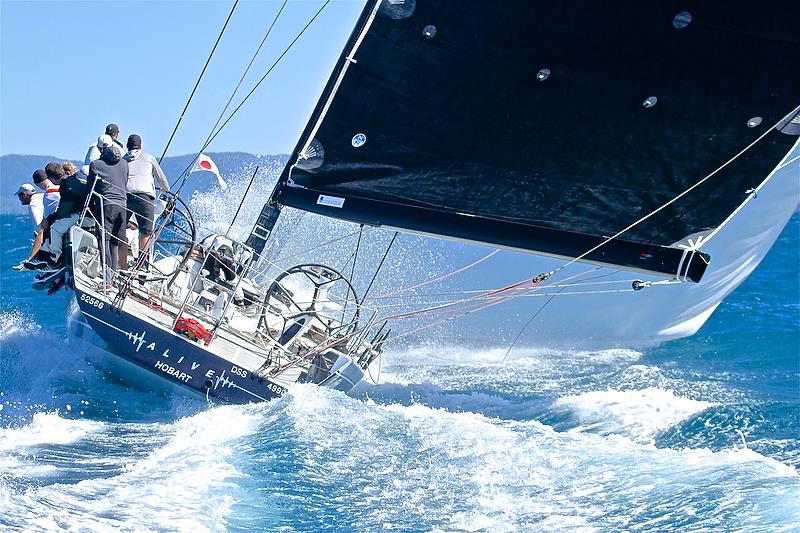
1, 206, 798, 532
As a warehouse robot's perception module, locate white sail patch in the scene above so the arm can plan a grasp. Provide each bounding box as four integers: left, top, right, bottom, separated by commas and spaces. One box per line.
317, 195, 345, 208
351, 133, 367, 147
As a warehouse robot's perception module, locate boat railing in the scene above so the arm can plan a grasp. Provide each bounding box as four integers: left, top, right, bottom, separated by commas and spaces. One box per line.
78, 180, 131, 300
76, 189, 271, 351
170, 234, 254, 343
76, 183, 373, 373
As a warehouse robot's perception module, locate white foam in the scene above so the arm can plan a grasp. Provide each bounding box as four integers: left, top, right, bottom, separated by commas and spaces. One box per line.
2, 385, 796, 532
0, 404, 265, 531
0, 412, 103, 451
0, 310, 41, 339
387, 344, 641, 367
555, 387, 713, 441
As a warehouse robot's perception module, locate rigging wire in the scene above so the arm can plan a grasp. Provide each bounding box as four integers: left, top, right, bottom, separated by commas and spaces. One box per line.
370, 288, 522, 351
501, 267, 604, 362
206, 0, 331, 146
201, 1, 289, 156
362, 231, 398, 301
275, 283, 646, 316
374, 249, 499, 299
373, 267, 617, 330
202, 0, 331, 149
169, 0, 289, 190
255, 277, 647, 320
349, 224, 364, 284
172, 0, 332, 191
338, 224, 364, 323
362, 278, 642, 301
168, 0, 330, 192
367, 271, 642, 351
160, 0, 239, 164
225, 166, 260, 238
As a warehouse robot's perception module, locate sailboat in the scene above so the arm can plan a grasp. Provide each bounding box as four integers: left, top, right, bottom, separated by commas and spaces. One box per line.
57, 0, 798, 403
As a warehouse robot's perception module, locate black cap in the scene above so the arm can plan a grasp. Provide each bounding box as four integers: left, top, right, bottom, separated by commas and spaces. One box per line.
32, 169, 47, 184
105, 123, 120, 135
127, 134, 142, 150
102, 144, 122, 162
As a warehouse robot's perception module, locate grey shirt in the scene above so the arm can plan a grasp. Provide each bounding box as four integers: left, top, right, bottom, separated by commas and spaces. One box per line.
87, 146, 129, 205
125, 150, 170, 198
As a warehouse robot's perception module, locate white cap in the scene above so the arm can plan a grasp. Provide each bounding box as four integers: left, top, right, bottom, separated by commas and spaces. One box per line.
98, 134, 113, 148
15, 183, 36, 195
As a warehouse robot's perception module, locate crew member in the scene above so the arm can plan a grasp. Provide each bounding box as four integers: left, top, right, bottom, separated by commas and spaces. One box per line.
105, 123, 125, 152
87, 144, 129, 285
34, 162, 88, 267
12, 184, 44, 271
83, 124, 121, 175
84, 134, 113, 170
32, 168, 60, 220
19, 168, 63, 269
63, 161, 87, 183
124, 133, 170, 266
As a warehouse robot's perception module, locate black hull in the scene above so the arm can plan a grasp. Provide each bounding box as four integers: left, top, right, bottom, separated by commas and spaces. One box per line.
74, 288, 287, 404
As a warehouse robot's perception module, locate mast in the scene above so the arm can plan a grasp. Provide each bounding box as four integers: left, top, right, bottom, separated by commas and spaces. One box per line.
248, 0, 382, 257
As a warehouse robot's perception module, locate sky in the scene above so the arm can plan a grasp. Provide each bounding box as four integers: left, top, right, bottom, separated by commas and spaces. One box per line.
0, 0, 366, 159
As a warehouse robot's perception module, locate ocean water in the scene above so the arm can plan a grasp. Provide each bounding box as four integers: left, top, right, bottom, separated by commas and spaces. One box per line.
0, 199, 798, 531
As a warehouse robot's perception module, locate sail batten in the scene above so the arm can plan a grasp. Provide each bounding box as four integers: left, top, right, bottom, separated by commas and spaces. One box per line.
271, 0, 800, 282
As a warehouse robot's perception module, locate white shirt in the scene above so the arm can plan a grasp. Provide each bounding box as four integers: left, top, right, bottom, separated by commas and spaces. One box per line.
28, 193, 44, 231
43, 185, 60, 217
85, 143, 102, 166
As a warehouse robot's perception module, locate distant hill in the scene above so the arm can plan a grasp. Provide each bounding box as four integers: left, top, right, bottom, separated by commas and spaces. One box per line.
0, 152, 287, 214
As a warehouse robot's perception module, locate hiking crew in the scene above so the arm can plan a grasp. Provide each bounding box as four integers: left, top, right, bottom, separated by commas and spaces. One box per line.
33, 162, 88, 268
13, 123, 177, 288
32, 168, 61, 219
12, 184, 45, 271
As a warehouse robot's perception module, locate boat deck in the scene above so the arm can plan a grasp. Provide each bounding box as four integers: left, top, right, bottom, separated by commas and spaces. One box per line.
73, 267, 305, 387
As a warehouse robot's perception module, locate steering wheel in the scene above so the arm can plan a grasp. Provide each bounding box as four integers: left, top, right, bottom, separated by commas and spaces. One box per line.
151, 191, 197, 278
259, 263, 361, 342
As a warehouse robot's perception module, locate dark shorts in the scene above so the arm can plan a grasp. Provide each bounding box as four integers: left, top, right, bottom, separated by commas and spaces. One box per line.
99, 203, 127, 247
126, 192, 155, 235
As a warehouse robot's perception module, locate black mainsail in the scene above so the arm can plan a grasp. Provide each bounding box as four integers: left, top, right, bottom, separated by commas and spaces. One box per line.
268, 0, 800, 282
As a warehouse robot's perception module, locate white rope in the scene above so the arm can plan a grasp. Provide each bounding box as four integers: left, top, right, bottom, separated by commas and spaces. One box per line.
550, 105, 800, 277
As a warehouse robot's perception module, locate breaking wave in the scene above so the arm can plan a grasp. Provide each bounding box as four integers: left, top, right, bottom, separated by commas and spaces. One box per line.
553, 387, 714, 442
2, 387, 797, 532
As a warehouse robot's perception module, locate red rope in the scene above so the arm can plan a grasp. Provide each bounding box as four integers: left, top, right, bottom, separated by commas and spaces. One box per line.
372, 249, 499, 299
